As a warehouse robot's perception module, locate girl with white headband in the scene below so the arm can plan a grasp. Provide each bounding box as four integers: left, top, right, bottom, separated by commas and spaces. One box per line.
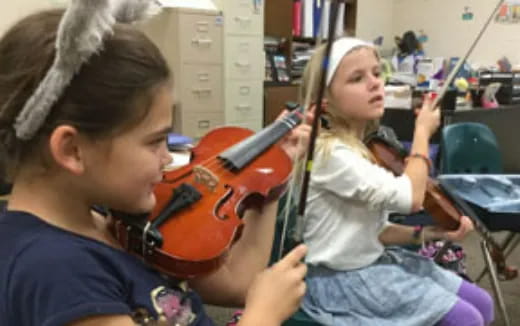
299, 37, 493, 326
0, 1, 312, 325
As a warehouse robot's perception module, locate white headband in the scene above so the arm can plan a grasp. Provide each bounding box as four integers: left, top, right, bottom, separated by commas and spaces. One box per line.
326, 37, 374, 86
12, 0, 161, 140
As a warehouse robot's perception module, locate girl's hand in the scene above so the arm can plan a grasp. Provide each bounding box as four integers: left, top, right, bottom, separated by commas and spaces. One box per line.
278, 108, 314, 162
443, 215, 474, 241
426, 216, 474, 242
241, 244, 308, 325
414, 93, 441, 138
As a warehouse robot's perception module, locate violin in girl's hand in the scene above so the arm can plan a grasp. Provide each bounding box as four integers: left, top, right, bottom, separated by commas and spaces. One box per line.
112, 109, 306, 278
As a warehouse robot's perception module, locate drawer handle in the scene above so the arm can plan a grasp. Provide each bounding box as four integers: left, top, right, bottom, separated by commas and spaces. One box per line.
234, 16, 252, 23
236, 104, 252, 111
239, 86, 251, 95
198, 120, 210, 128
192, 38, 213, 47
235, 61, 251, 68
198, 73, 210, 81
192, 88, 212, 95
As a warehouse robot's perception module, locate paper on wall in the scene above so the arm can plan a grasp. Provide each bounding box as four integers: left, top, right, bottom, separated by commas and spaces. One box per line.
158, 0, 217, 10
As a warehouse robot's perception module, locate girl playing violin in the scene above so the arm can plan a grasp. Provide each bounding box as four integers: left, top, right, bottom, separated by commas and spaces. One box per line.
0, 2, 311, 326
299, 37, 494, 326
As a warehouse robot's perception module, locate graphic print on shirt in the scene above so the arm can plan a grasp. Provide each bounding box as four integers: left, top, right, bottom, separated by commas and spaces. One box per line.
132, 285, 196, 326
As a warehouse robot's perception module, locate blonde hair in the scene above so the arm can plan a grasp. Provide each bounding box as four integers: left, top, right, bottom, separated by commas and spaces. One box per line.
299, 42, 380, 162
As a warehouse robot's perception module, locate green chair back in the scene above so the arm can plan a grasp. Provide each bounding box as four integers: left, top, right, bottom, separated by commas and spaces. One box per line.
440, 122, 502, 174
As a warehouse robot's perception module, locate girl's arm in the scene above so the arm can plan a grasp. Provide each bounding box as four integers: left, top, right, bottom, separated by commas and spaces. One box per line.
378, 216, 474, 246
403, 94, 440, 212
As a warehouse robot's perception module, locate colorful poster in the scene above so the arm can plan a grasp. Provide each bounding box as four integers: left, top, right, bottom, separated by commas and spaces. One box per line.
496, 0, 520, 23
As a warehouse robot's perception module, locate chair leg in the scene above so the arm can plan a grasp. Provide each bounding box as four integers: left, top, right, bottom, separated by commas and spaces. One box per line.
476, 232, 518, 283
481, 240, 511, 326
503, 233, 520, 258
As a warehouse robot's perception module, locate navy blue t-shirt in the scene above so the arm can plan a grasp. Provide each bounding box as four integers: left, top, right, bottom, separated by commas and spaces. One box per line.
0, 210, 215, 326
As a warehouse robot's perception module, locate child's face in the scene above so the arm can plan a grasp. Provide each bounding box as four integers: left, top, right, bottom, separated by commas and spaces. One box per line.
329, 47, 384, 122
82, 85, 173, 213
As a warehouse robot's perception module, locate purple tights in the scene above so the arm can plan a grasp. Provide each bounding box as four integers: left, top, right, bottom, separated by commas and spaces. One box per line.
437, 280, 494, 326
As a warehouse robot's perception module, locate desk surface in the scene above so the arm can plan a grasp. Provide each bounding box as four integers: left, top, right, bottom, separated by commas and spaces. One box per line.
439, 174, 520, 213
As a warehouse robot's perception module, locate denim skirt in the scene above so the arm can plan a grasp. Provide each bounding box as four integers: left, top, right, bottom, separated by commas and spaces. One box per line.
302, 247, 462, 326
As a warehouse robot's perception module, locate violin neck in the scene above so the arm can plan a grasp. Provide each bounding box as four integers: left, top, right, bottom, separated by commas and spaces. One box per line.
219, 110, 303, 170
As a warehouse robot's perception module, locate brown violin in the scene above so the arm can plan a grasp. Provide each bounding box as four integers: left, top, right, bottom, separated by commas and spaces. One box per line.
365, 128, 517, 280
112, 109, 304, 278
364, 129, 461, 230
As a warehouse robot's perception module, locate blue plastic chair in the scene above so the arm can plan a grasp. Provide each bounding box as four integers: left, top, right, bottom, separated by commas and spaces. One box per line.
440, 122, 502, 174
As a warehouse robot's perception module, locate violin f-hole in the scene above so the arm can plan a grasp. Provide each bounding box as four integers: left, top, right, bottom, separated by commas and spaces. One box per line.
215, 185, 233, 220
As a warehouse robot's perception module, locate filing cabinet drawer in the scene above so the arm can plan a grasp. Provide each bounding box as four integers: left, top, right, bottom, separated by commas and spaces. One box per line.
174, 109, 224, 140
225, 80, 262, 122
179, 12, 223, 64
224, 0, 263, 36
178, 64, 223, 112
231, 119, 263, 132
225, 36, 263, 80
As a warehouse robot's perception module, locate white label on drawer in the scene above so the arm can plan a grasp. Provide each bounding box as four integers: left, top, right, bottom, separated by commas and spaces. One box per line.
192, 38, 213, 47
235, 61, 251, 68
234, 16, 252, 24
198, 73, 210, 81
192, 88, 212, 96
239, 86, 251, 95
196, 21, 209, 32
198, 120, 210, 128
236, 104, 252, 111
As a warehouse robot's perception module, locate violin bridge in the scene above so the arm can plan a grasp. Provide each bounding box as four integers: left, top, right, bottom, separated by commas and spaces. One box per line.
193, 165, 219, 192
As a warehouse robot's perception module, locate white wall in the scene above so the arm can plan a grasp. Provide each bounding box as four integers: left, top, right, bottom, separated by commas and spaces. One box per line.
356, 0, 395, 52
393, 0, 520, 67
0, 0, 67, 37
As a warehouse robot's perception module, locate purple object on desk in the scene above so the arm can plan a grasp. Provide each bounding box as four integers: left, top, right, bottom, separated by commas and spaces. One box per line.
167, 133, 193, 151
167, 133, 192, 146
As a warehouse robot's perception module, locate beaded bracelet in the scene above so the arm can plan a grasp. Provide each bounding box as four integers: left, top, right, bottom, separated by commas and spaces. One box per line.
405, 153, 433, 173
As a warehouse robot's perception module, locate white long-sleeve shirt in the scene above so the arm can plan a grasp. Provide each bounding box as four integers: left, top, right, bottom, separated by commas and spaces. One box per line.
303, 139, 413, 270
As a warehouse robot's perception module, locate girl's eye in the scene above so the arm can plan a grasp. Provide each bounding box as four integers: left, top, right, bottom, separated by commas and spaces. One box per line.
349, 75, 363, 83
151, 137, 167, 145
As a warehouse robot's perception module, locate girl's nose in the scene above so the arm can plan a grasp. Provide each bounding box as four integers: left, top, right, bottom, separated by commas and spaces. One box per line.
368, 74, 382, 90
162, 147, 173, 166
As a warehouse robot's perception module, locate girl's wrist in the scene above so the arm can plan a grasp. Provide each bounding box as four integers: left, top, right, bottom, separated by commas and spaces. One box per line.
413, 124, 431, 140
423, 226, 444, 242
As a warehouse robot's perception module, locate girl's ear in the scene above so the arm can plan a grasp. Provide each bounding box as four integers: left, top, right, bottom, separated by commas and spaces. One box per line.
48, 125, 85, 175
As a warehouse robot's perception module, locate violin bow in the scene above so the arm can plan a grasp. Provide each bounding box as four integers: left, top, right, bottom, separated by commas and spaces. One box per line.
278, 0, 343, 259
431, 0, 505, 110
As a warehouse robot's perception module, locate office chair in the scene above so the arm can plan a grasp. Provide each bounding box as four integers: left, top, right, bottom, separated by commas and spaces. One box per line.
440, 122, 520, 326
